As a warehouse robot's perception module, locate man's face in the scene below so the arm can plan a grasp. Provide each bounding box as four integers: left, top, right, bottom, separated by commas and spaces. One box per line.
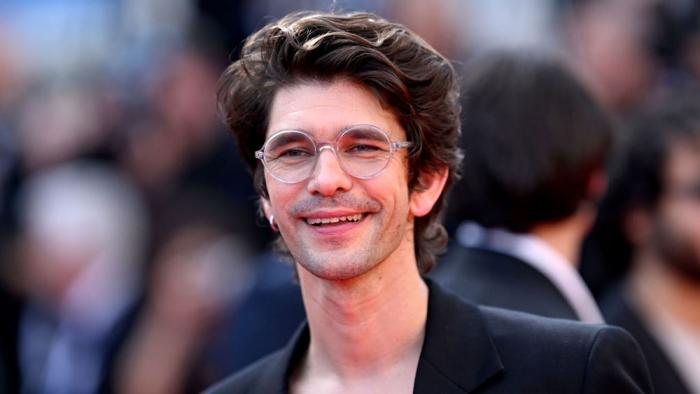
261, 79, 417, 281
651, 140, 700, 281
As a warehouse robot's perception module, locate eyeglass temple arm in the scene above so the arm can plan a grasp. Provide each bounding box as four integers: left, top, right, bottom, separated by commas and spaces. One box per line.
392, 141, 413, 149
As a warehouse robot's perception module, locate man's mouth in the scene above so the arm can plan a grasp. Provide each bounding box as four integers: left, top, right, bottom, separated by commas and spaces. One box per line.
305, 213, 364, 226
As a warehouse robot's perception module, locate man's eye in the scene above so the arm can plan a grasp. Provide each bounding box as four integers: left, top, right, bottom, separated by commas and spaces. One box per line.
279, 148, 313, 158
347, 144, 381, 153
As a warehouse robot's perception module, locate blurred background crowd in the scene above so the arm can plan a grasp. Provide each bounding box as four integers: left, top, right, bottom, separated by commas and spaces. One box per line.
0, 0, 699, 393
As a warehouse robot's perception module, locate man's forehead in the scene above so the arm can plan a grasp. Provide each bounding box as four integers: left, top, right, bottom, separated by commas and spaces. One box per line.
265, 79, 404, 140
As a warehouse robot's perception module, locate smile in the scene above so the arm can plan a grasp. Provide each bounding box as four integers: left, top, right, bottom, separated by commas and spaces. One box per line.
305, 213, 364, 225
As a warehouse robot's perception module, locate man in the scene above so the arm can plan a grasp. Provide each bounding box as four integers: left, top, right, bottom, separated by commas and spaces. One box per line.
433, 52, 610, 323
591, 93, 700, 394
14, 161, 147, 394
207, 12, 651, 393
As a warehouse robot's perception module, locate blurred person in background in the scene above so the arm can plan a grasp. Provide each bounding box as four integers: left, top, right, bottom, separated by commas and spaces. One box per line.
647, 0, 700, 90
122, 47, 229, 198
383, 0, 469, 60
108, 189, 256, 393
589, 91, 700, 394
0, 30, 30, 394
119, 44, 266, 248
12, 161, 148, 394
433, 51, 612, 323
15, 82, 118, 173
0, 1, 263, 235
561, 0, 700, 117
0, 28, 30, 229
210, 249, 305, 377
575, 0, 700, 296
562, 0, 662, 115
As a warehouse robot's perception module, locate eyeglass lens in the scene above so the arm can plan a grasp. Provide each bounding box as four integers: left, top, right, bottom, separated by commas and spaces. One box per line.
263, 127, 393, 182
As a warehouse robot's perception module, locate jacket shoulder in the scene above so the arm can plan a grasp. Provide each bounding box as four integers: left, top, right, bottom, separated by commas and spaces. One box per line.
478, 306, 653, 393
480, 305, 603, 342
433, 246, 578, 319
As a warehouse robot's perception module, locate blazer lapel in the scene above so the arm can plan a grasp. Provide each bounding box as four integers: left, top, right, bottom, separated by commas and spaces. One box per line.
414, 281, 504, 393
247, 282, 504, 393
250, 323, 310, 393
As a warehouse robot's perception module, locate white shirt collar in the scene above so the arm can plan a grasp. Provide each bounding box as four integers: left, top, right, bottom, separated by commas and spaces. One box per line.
457, 222, 604, 324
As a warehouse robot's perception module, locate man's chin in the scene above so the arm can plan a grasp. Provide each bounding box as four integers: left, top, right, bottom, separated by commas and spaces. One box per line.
296, 254, 377, 282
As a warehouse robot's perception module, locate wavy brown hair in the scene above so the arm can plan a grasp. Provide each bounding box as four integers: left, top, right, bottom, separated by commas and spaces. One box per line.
217, 11, 462, 273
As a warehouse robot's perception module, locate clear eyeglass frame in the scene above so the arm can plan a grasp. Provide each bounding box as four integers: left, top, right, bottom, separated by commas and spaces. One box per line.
254, 124, 413, 184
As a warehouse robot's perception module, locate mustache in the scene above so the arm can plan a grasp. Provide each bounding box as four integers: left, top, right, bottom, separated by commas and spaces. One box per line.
290, 194, 381, 216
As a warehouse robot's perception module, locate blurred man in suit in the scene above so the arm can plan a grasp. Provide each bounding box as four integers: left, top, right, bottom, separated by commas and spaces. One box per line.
14, 161, 147, 394
592, 93, 700, 394
434, 51, 612, 323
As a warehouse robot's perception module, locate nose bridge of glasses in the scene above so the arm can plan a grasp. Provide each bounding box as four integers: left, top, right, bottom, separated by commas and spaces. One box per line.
313, 143, 344, 171
306, 142, 353, 193
317, 144, 335, 154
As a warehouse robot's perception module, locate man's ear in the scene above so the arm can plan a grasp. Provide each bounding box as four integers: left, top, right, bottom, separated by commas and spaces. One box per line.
587, 168, 608, 202
410, 167, 449, 217
260, 197, 273, 219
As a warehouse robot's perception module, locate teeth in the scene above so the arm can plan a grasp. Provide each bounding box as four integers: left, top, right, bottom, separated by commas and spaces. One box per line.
307, 214, 363, 225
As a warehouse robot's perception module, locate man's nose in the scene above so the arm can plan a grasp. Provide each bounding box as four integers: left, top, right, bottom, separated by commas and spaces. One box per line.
306, 147, 352, 196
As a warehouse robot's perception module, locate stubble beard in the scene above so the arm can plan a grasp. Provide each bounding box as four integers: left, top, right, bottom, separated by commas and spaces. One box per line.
286, 193, 396, 281
295, 241, 378, 281
290, 214, 408, 282
653, 217, 700, 284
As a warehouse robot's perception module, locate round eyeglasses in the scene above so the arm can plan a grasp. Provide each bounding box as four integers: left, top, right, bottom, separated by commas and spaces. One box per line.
255, 125, 413, 184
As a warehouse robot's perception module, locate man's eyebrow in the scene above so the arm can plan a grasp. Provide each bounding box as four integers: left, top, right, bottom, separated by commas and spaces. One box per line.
269, 124, 384, 136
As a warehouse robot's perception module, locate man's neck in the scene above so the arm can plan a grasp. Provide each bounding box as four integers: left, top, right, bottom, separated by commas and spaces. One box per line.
631, 254, 700, 328
293, 253, 428, 393
529, 205, 594, 268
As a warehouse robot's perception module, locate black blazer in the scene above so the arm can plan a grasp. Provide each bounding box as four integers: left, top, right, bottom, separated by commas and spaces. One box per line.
205, 281, 651, 393
601, 284, 691, 394
433, 245, 579, 320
